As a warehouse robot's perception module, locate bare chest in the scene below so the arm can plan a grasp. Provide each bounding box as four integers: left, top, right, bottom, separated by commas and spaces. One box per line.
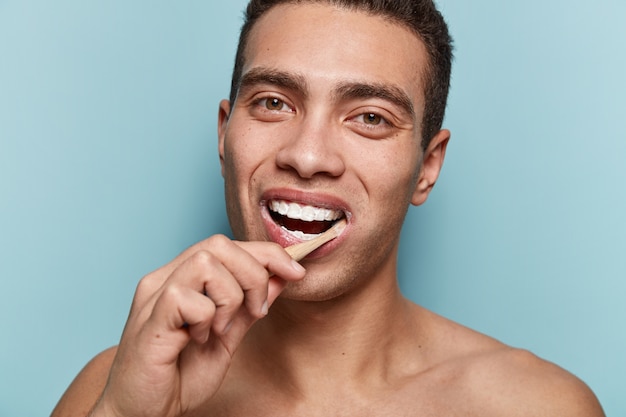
195, 378, 482, 417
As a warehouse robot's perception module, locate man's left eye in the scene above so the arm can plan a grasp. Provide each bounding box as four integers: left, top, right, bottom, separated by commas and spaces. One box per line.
355, 112, 388, 126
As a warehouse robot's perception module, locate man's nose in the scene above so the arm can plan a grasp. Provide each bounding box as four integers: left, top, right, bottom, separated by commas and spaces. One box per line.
275, 115, 346, 179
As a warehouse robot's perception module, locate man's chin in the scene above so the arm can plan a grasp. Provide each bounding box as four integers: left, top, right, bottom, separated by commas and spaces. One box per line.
276, 273, 354, 304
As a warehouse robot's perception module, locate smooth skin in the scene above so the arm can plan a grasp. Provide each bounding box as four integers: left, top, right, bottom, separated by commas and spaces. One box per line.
52, 4, 604, 417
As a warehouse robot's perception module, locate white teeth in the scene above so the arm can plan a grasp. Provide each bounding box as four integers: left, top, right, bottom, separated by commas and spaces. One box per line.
282, 228, 319, 241
301, 205, 316, 222
269, 200, 343, 222
286, 203, 302, 219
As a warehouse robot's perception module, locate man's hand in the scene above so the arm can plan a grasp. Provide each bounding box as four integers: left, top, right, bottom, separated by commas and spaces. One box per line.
90, 235, 306, 417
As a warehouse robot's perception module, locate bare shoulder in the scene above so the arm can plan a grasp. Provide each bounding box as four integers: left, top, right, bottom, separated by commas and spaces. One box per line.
466, 346, 605, 416
412, 309, 604, 416
51, 346, 118, 417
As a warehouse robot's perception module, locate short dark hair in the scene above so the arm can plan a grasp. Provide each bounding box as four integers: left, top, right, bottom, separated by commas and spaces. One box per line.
229, 0, 453, 149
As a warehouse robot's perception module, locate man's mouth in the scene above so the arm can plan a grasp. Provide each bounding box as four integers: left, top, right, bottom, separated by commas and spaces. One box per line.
268, 199, 346, 241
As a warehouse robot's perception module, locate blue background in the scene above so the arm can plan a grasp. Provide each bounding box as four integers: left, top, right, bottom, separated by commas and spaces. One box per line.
1, 1, 624, 415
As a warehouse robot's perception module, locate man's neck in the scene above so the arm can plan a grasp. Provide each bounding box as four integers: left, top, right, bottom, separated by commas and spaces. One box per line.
236, 273, 428, 398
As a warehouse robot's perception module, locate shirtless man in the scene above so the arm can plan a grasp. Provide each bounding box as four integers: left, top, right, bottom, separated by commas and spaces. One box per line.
52, 1, 605, 416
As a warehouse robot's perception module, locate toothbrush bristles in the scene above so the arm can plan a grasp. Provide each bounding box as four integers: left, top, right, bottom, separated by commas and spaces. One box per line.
284, 219, 347, 261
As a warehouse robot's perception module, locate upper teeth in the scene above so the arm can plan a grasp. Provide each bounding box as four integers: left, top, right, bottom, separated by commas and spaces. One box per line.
269, 200, 343, 222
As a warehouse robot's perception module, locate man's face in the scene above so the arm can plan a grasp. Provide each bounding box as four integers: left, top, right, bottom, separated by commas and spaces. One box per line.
218, 3, 447, 300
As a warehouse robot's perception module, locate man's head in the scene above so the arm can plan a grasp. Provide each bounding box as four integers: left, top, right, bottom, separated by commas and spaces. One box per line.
229, 0, 453, 149
218, 2, 451, 300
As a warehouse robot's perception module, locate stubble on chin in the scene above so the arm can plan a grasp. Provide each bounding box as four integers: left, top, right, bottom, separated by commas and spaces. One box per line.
278, 232, 398, 302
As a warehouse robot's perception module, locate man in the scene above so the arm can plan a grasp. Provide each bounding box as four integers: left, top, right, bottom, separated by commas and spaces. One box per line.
52, 1, 604, 416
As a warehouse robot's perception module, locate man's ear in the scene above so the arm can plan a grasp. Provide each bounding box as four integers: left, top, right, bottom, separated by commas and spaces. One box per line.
411, 129, 450, 206
217, 99, 231, 178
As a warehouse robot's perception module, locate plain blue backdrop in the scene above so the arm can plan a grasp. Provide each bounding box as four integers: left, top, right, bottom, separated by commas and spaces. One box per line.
1, 1, 624, 415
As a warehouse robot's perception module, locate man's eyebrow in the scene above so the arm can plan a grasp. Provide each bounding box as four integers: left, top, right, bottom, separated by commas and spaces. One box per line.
237, 67, 308, 98
333, 82, 416, 119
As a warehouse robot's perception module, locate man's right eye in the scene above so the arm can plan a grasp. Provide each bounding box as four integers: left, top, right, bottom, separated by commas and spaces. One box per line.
257, 97, 292, 112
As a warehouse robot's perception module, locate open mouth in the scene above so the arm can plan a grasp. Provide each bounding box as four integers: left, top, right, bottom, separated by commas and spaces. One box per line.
268, 199, 346, 241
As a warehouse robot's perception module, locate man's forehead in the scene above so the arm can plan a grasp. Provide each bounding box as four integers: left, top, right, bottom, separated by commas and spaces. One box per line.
247, 4, 424, 45
241, 3, 427, 112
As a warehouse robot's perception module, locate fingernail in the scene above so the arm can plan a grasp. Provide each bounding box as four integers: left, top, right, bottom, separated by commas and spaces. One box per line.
223, 321, 234, 334
291, 259, 305, 273
261, 300, 269, 316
